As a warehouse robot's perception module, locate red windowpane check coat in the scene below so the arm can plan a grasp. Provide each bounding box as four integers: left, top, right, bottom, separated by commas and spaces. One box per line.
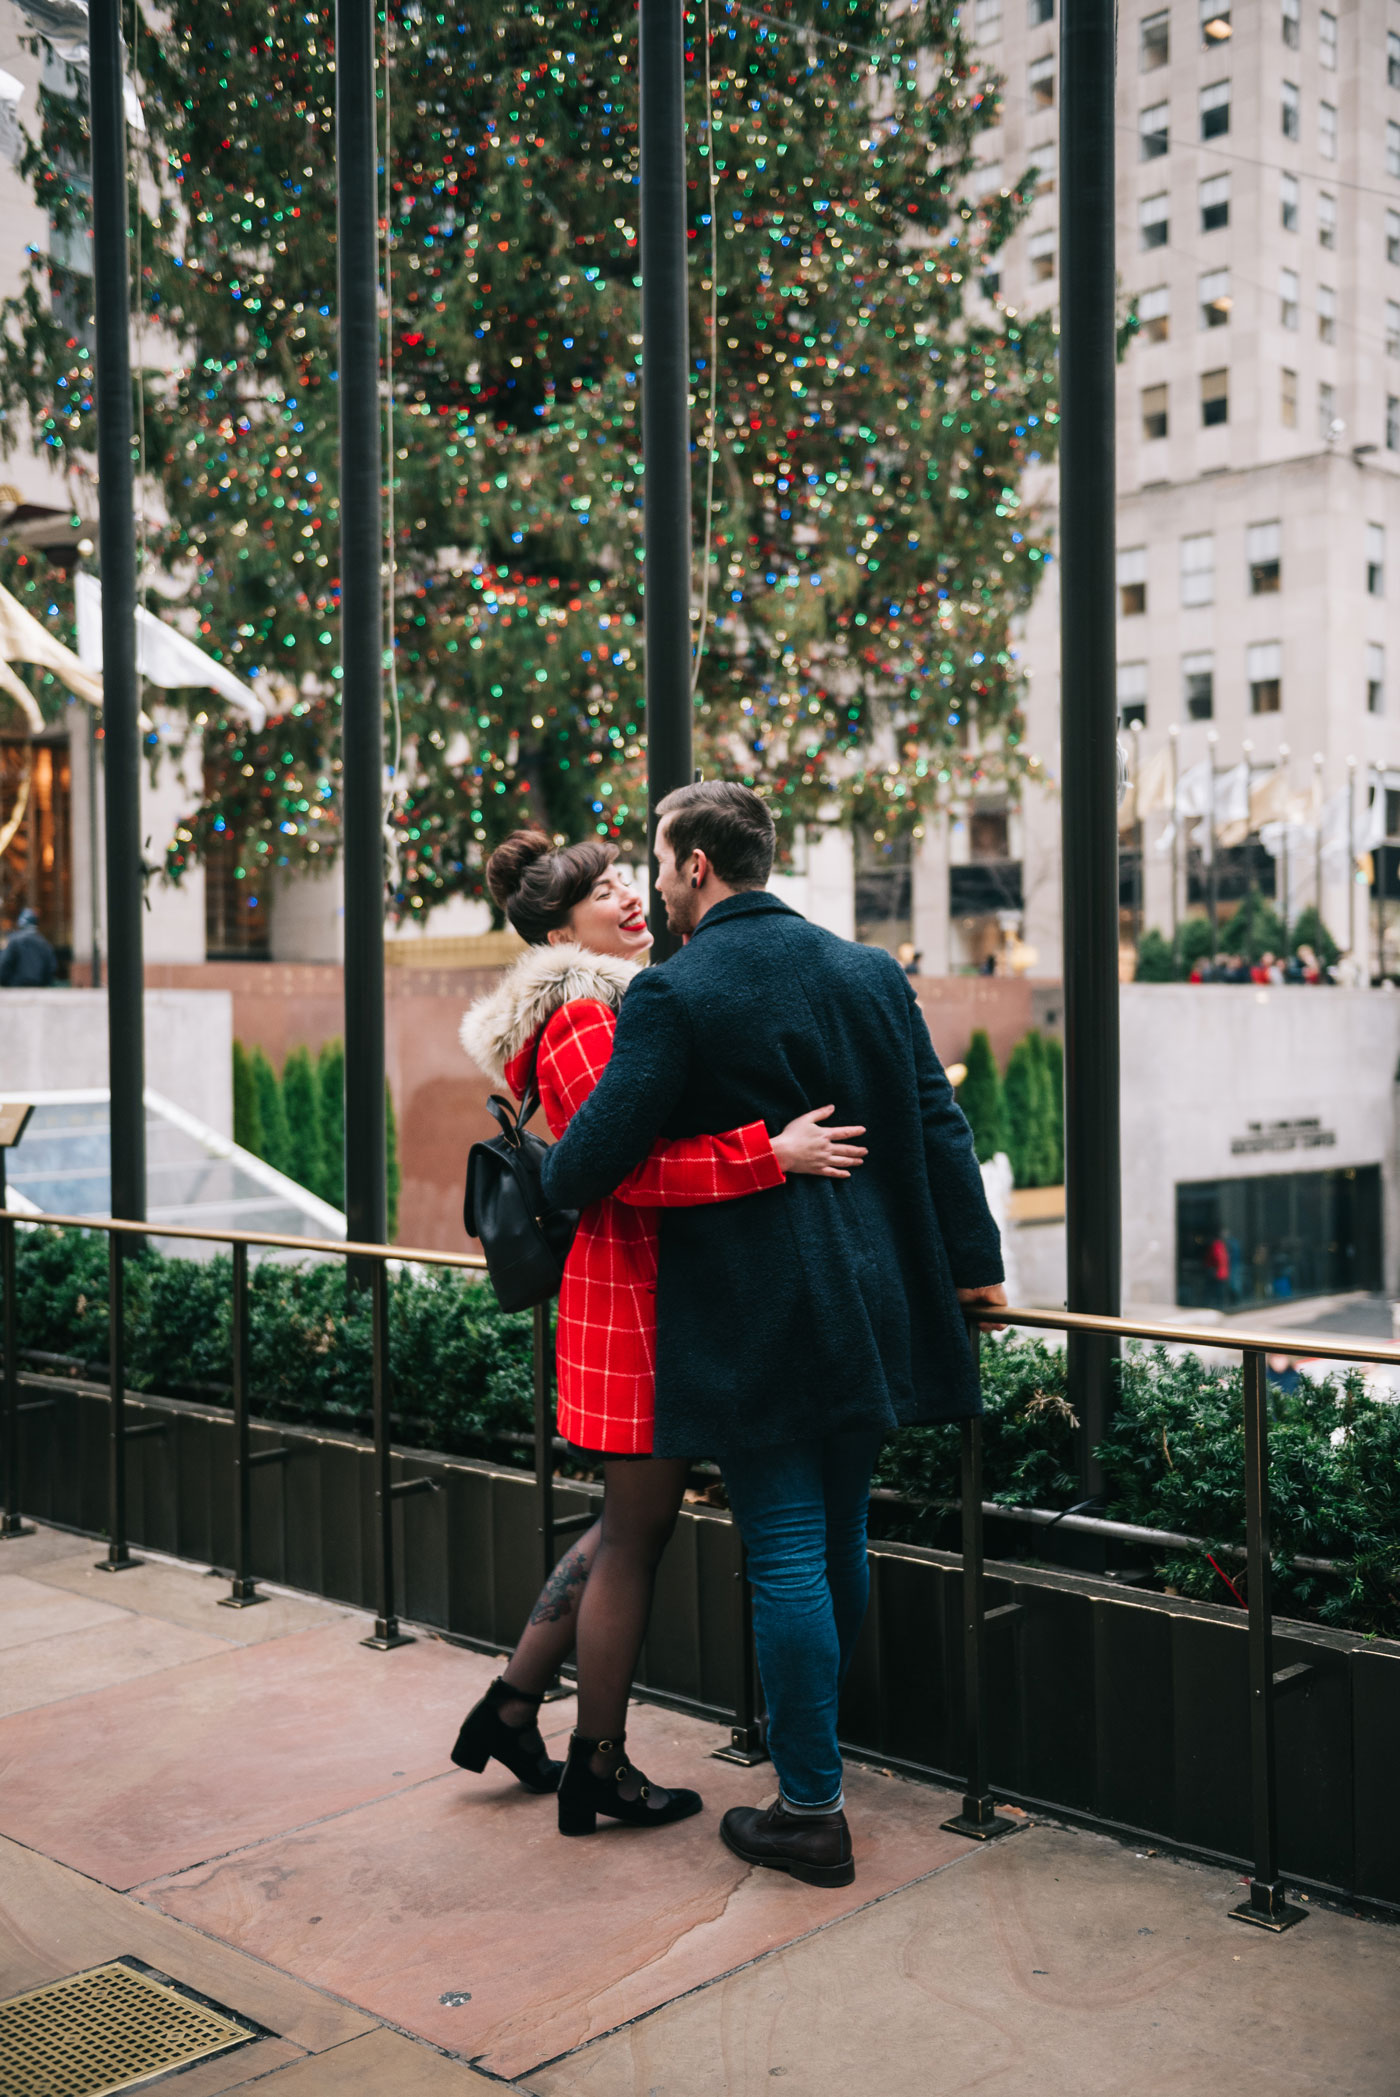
503, 999, 782, 1453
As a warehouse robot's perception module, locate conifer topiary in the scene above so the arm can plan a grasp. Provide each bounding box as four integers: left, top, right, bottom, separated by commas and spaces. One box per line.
958, 1029, 1007, 1164
281, 1047, 324, 1206
316, 1041, 345, 1210
1044, 1033, 1064, 1185
251, 1048, 291, 1177
232, 1041, 262, 1158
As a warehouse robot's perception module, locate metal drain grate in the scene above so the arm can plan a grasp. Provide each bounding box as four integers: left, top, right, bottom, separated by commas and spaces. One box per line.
0, 1958, 256, 2096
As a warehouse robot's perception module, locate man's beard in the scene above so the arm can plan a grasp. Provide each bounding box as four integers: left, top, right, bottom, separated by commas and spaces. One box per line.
664, 884, 701, 938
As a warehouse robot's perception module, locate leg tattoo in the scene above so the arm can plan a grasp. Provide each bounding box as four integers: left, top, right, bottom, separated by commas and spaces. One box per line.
528, 1538, 593, 1625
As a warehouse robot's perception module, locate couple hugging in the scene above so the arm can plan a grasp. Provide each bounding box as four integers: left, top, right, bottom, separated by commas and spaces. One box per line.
452, 780, 1006, 1889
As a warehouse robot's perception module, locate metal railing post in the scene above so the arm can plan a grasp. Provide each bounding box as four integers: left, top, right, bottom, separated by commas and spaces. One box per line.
0, 1209, 29, 1538
943, 1327, 1016, 1839
362, 1258, 414, 1648
714, 1541, 769, 1766
1231, 1348, 1306, 1930
95, 1231, 139, 1571
220, 1241, 266, 1609
534, 1300, 556, 1585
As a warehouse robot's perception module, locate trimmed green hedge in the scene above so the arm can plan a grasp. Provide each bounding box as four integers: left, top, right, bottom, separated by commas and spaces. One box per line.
11, 1227, 1400, 1637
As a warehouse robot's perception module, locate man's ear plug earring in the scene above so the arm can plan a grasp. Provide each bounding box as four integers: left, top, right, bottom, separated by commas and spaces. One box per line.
692, 876, 699, 888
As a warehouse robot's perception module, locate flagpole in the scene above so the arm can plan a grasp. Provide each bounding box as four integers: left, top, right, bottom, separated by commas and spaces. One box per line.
1279, 742, 1291, 945
1242, 737, 1255, 902
1313, 752, 1323, 934
1347, 754, 1357, 963
1168, 724, 1179, 944
1206, 729, 1219, 954
1131, 720, 1143, 953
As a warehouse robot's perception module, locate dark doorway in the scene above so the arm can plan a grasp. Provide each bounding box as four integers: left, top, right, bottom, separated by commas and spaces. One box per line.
1176, 1165, 1382, 1310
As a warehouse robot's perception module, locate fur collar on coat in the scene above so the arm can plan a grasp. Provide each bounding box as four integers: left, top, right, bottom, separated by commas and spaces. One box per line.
458, 942, 640, 1087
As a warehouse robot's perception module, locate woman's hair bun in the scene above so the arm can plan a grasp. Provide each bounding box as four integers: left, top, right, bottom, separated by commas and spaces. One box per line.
485, 828, 554, 912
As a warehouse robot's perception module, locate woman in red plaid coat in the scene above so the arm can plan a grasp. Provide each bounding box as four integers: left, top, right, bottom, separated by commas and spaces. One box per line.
452, 830, 865, 1838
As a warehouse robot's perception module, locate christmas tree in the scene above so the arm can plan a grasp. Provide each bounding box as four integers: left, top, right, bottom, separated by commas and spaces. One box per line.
1, 0, 1057, 915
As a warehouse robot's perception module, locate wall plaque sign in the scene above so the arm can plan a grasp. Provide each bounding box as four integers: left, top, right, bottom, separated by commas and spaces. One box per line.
1230, 1117, 1337, 1157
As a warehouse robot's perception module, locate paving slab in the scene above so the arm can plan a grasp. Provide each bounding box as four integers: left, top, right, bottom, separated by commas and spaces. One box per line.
0, 1610, 232, 1716
0, 1572, 128, 1652
0, 1836, 375, 2055
524, 1824, 1400, 2097
0, 1619, 501, 1888
30, 1550, 356, 1645
0, 1523, 115, 1570
241, 2027, 503, 2091
145, 1695, 973, 2080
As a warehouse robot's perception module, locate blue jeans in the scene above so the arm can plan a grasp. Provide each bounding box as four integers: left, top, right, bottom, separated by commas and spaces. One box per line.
721, 1430, 882, 1810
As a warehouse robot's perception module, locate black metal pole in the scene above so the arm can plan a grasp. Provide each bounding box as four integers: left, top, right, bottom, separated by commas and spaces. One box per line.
941, 1401, 1016, 1840
0, 1204, 26, 1538
96, 1232, 138, 1571
533, 1300, 556, 1588
362, 1257, 413, 1648
639, 0, 693, 957
713, 1541, 769, 1766
1231, 1349, 1305, 1930
1058, 0, 1120, 1495
90, 0, 145, 1229
337, 0, 387, 1266
220, 1240, 265, 1607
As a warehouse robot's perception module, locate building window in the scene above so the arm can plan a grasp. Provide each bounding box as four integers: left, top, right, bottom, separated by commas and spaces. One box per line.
1201, 0, 1230, 45
1117, 662, 1148, 728
1032, 139, 1057, 193
974, 0, 1002, 39
1029, 229, 1056, 281
1118, 546, 1148, 616
1029, 54, 1055, 108
1318, 285, 1336, 344
1368, 523, 1386, 595
1200, 175, 1230, 232
1389, 396, 1400, 451
1280, 267, 1300, 329
1139, 101, 1169, 158
976, 160, 1005, 201
1200, 81, 1230, 139
1183, 652, 1215, 719
1142, 382, 1170, 440
1320, 101, 1337, 159
1318, 192, 1336, 249
1391, 28, 1400, 87
1248, 642, 1283, 714
1138, 284, 1170, 342
1141, 192, 1170, 248
1181, 533, 1215, 606
1029, 0, 1054, 21
1281, 172, 1299, 230
1368, 642, 1386, 715
1199, 268, 1231, 327
1281, 81, 1300, 139
1387, 305, 1400, 359
1141, 8, 1169, 67
1390, 124, 1400, 179
1389, 211, 1400, 265
1319, 380, 1337, 439
1201, 369, 1229, 427
1281, 368, 1298, 427
981, 266, 1002, 299
1247, 521, 1282, 594
1280, 0, 1300, 44
1319, 8, 1337, 67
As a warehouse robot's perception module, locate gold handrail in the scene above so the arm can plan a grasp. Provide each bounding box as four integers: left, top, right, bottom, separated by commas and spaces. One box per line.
0, 1207, 487, 1272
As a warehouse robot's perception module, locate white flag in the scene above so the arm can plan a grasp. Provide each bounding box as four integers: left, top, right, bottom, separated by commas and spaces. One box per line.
75, 573, 266, 730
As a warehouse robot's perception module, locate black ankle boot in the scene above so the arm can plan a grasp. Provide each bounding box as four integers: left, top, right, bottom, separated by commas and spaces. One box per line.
556, 1731, 703, 1837
451, 1677, 563, 1795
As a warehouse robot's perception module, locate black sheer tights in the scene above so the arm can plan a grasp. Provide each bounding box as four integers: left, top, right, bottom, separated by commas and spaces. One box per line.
501, 1456, 689, 1797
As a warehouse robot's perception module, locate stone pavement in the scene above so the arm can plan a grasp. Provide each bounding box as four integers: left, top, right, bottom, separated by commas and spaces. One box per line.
0, 1523, 1396, 2094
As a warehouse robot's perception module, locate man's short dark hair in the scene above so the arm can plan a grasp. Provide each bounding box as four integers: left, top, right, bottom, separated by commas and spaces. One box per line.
655, 780, 775, 889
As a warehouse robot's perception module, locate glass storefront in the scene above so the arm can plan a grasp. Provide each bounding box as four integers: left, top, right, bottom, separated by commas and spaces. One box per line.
1176, 1165, 1382, 1310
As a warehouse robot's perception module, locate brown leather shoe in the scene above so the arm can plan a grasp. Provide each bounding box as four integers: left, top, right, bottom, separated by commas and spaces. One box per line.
720, 1799, 855, 1887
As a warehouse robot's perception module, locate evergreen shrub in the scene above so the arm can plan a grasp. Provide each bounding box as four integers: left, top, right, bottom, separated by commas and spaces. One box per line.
12, 1229, 1398, 1637
1288, 905, 1341, 969
1133, 928, 1178, 982
958, 1029, 1007, 1163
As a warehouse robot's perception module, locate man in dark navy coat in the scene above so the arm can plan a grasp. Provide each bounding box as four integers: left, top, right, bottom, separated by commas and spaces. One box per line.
541, 781, 1006, 1889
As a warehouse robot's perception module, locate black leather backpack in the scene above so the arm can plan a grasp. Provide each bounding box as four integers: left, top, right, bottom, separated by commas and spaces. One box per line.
463, 1089, 580, 1312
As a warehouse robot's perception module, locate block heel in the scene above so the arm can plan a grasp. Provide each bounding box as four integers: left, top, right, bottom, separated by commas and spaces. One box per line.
555, 1731, 702, 1837
450, 1677, 563, 1794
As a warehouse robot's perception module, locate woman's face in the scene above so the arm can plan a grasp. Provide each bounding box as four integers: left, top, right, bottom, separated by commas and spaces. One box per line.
549, 868, 653, 961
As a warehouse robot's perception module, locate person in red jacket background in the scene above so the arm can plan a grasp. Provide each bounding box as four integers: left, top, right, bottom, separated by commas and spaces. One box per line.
452, 829, 864, 1838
